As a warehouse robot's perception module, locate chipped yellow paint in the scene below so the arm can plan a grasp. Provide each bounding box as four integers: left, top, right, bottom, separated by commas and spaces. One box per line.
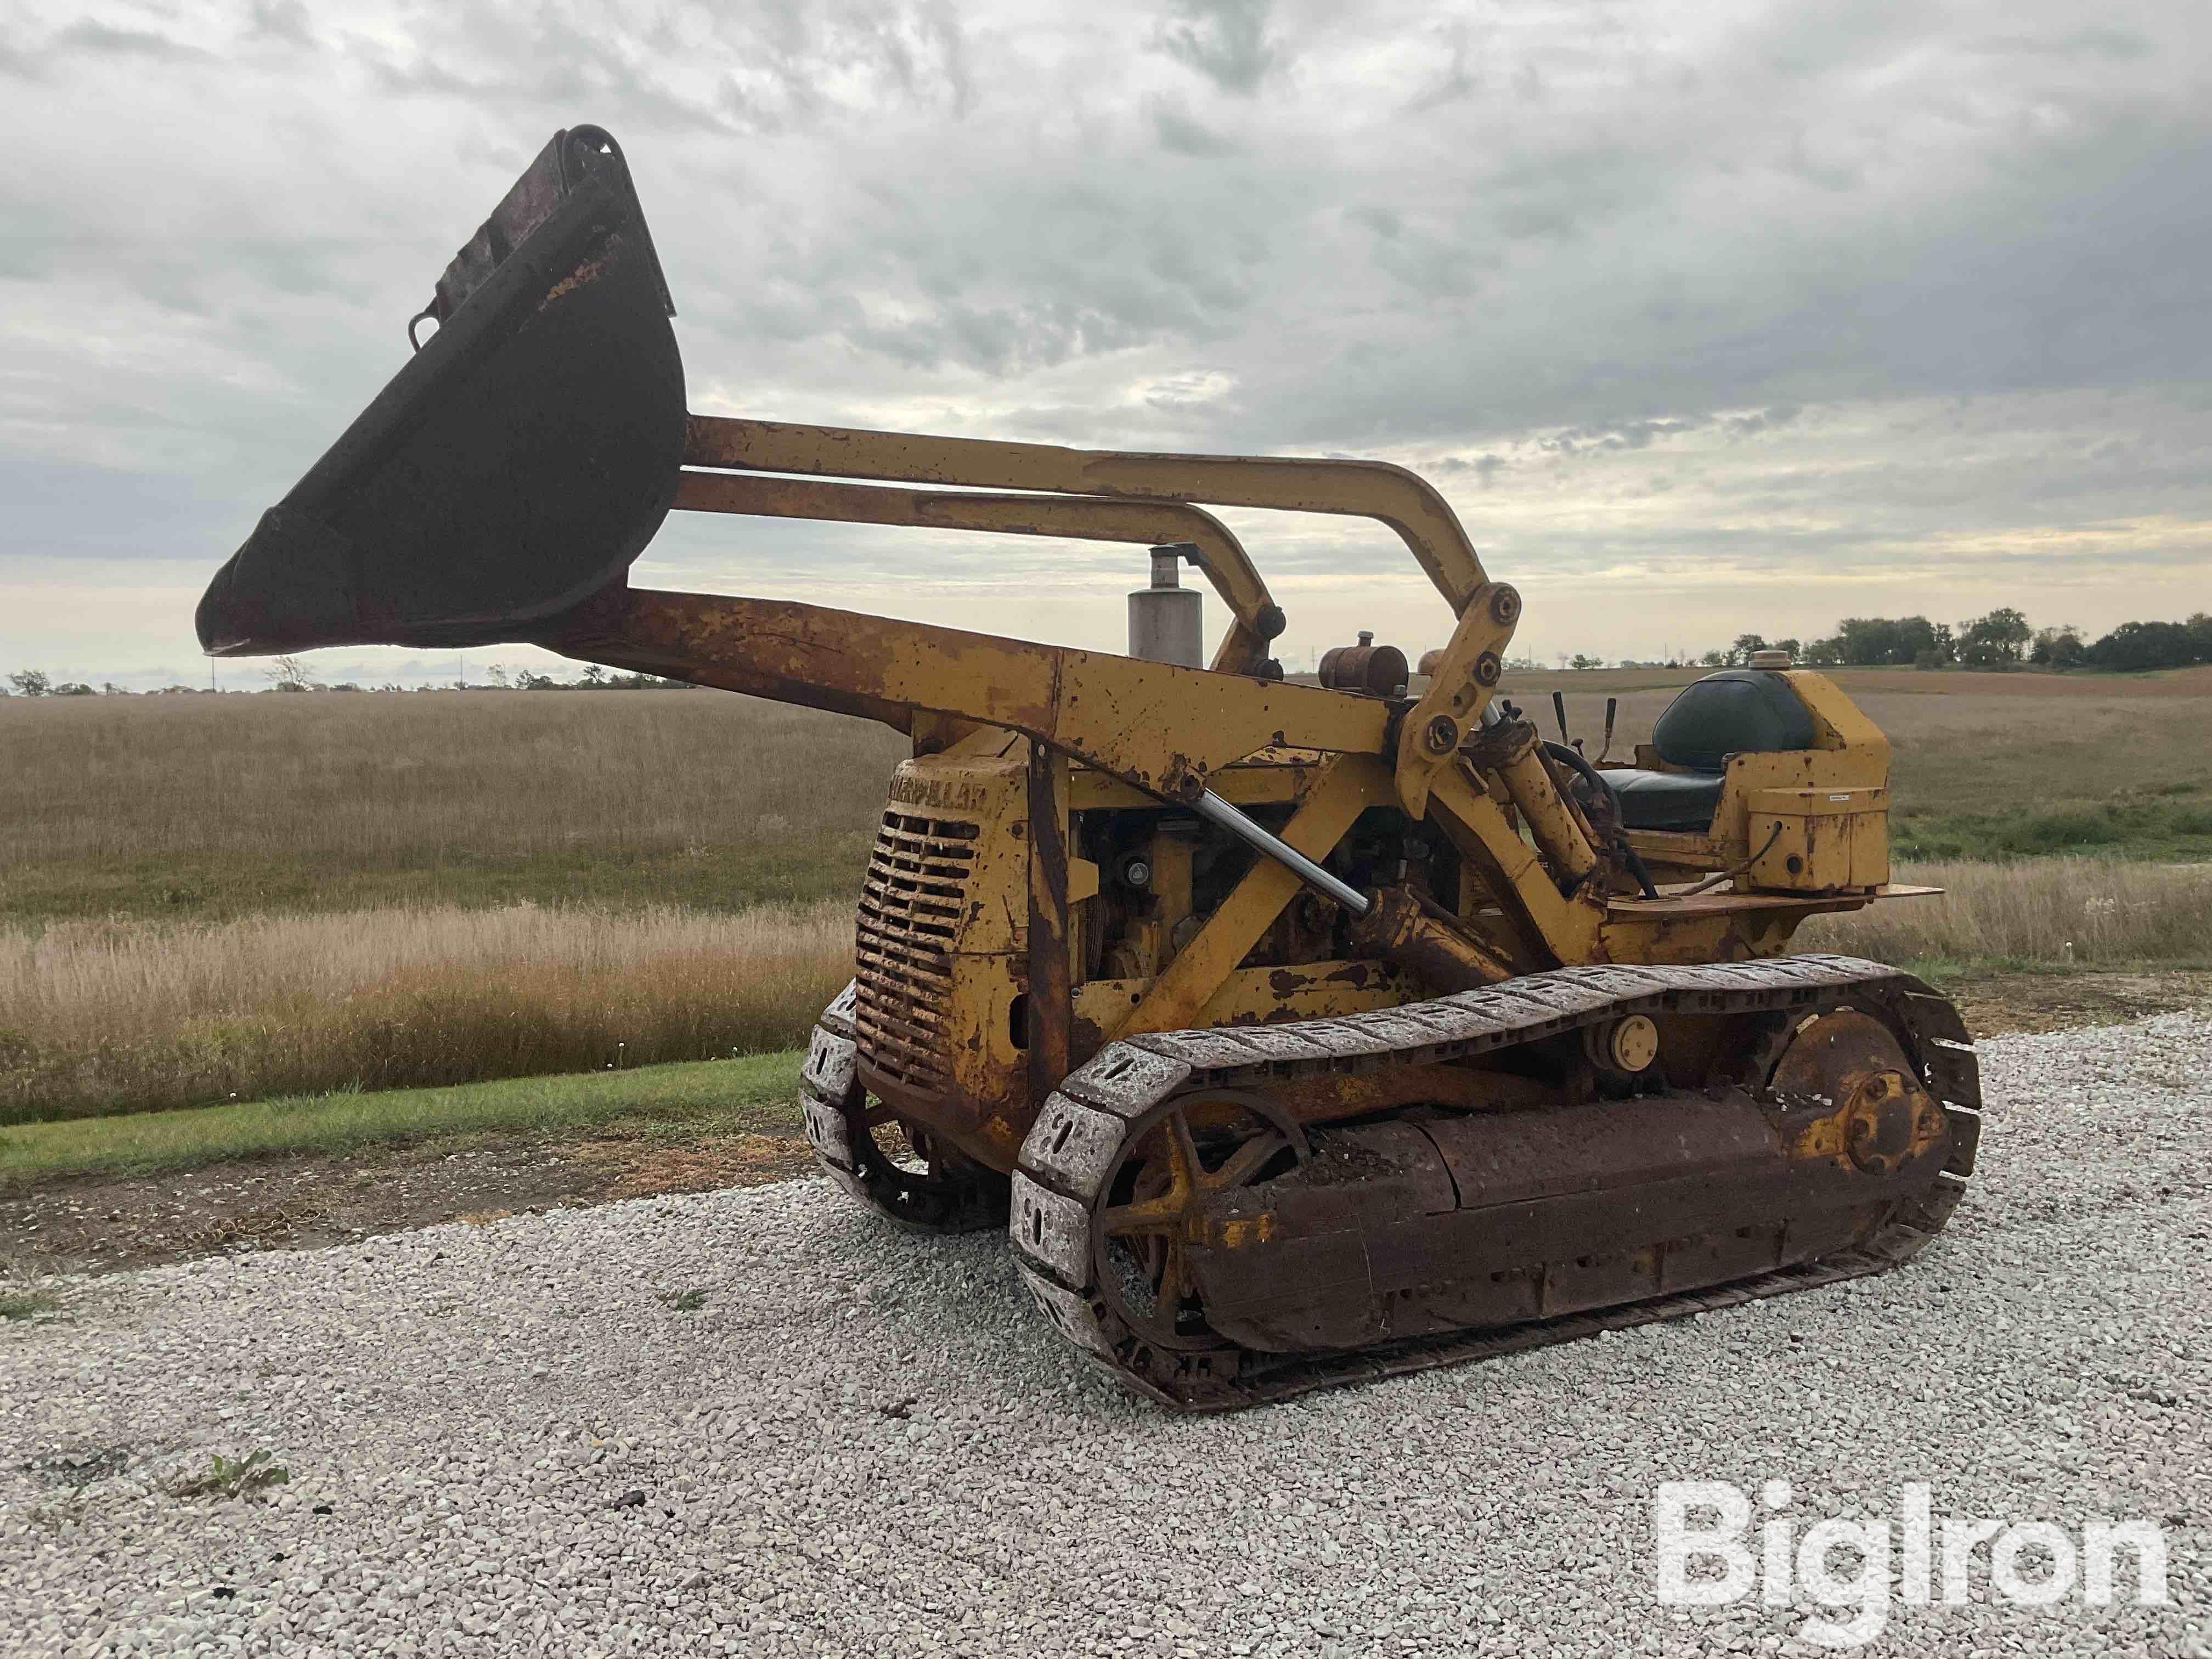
1214, 1213, 1277, 1249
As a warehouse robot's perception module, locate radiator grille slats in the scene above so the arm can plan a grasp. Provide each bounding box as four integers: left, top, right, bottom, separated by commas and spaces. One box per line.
854, 811, 979, 1097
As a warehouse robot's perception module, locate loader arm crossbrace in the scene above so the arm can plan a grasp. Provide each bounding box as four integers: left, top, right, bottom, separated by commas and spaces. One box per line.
679, 416, 1488, 618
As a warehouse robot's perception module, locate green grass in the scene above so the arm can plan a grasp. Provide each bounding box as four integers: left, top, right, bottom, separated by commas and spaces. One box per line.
0, 1049, 805, 1190
0, 1290, 63, 1320
1892, 791, 2212, 861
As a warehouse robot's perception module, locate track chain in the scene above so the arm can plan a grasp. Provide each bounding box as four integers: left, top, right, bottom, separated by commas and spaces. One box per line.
801, 983, 1008, 1235
1007, 953, 1980, 1409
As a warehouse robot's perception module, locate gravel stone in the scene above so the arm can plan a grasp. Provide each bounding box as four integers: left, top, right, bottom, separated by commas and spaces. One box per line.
4, 1015, 2208, 1655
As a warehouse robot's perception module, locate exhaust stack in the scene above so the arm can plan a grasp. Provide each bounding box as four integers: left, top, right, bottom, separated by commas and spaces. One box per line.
1127, 543, 1204, 668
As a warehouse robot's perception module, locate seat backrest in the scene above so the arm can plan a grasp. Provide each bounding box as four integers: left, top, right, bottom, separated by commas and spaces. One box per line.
1653, 671, 1818, 772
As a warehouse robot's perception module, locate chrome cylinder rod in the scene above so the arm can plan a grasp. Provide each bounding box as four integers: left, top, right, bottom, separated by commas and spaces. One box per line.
1192, 789, 1372, 917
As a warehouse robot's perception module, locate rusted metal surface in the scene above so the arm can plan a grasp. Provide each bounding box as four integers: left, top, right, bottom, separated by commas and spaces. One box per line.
1767, 1008, 1947, 1175
1011, 953, 1978, 1409
1456, 714, 1540, 774
684, 415, 1488, 616
1316, 632, 1408, 697
1347, 887, 1516, 994
801, 991, 1009, 1233
424, 126, 673, 329
843, 749, 1035, 1173
1494, 743, 1601, 892
1067, 755, 1319, 811
1090, 1091, 1311, 1353
673, 470, 1281, 675
1184, 1072, 1918, 1352
197, 143, 682, 658
1025, 744, 1074, 1109
1072, 960, 1409, 1062
1422, 761, 1607, 966
1189, 789, 1372, 916
1114, 757, 1392, 1037
552, 587, 1389, 802
1394, 583, 1519, 816
1745, 786, 1892, 894
850, 807, 979, 1100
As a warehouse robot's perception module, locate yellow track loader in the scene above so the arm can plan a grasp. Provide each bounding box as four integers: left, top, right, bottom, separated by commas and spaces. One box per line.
199, 127, 1978, 1408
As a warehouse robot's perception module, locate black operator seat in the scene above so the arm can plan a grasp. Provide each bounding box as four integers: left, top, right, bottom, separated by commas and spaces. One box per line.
1603, 670, 1820, 832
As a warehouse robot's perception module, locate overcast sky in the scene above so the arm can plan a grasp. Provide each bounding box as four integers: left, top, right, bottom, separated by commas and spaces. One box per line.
4, 0, 2209, 686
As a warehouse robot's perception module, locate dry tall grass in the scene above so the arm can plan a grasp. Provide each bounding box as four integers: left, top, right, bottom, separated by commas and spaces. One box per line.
8, 858, 2205, 1125
1802, 859, 2212, 966
0, 903, 851, 1124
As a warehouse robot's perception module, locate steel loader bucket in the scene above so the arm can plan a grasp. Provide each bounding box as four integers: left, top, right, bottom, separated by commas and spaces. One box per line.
196, 126, 685, 656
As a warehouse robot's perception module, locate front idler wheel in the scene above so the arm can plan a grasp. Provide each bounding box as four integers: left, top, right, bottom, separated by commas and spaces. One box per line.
1091, 1090, 1307, 1352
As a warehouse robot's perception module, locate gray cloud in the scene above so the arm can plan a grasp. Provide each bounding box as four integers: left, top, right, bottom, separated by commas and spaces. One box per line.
3, 0, 2210, 676
1404, 20, 1479, 114
50, 19, 211, 60
245, 1, 315, 48
1153, 0, 1280, 95
1149, 95, 1240, 156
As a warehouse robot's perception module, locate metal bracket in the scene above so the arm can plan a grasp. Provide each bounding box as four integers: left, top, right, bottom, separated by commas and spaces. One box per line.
1395, 583, 1521, 817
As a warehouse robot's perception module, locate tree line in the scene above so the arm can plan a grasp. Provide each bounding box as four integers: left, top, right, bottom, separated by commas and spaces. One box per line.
1789, 610, 2211, 672
1539, 610, 2211, 674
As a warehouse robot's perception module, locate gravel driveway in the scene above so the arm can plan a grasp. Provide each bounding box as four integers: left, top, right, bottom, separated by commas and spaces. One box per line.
4, 1015, 2207, 1657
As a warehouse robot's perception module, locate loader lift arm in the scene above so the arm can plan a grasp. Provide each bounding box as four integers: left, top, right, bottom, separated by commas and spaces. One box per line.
682, 415, 1488, 617
551, 584, 1390, 803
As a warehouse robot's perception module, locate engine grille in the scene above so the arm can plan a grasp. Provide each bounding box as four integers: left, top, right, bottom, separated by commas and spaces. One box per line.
853, 811, 980, 1097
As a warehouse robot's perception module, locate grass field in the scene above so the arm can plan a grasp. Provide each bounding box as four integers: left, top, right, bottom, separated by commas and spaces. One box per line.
0, 690, 904, 924
4, 667, 2209, 1124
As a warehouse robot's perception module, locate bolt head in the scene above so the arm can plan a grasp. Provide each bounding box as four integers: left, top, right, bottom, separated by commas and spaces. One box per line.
1488, 586, 1522, 626
1423, 714, 1460, 754
1472, 652, 1503, 687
